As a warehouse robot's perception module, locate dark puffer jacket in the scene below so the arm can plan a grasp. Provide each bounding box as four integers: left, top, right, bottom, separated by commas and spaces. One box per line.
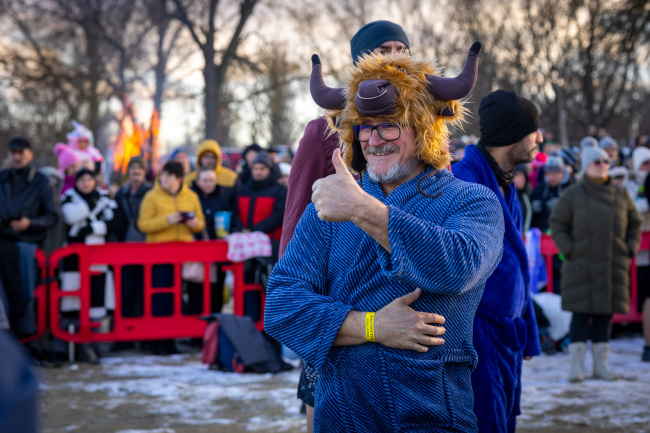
549, 177, 642, 314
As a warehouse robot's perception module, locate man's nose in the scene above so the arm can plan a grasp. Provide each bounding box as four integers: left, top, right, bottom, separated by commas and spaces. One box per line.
368, 130, 385, 145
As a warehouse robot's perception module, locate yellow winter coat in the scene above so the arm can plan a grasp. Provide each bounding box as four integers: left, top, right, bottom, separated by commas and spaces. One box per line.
184, 139, 238, 188
137, 180, 206, 243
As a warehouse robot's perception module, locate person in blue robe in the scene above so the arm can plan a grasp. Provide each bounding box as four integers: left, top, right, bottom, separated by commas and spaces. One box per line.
266, 47, 505, 432
452, 90, 542, 433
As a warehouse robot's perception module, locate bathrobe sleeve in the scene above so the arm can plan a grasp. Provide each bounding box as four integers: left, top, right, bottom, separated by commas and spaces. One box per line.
264, 204, 352, 371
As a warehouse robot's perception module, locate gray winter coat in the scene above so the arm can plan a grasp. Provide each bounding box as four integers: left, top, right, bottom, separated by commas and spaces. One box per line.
549, 177, 642, 314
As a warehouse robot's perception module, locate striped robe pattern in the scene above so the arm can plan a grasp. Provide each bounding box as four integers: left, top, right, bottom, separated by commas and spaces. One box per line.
265, 167, 504, 432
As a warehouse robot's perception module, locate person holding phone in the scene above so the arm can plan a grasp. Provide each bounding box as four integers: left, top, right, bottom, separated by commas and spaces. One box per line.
138, 161, 205, 355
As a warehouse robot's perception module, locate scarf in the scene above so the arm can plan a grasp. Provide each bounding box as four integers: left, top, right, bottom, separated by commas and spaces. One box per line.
476, 141, 513, 187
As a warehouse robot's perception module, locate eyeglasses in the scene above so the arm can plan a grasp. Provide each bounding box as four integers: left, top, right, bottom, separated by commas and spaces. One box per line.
353, 123, 402, 143
592, 159, 611, 166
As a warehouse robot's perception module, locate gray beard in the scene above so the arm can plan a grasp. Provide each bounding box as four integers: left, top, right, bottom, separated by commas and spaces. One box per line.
366, 157, 421, 185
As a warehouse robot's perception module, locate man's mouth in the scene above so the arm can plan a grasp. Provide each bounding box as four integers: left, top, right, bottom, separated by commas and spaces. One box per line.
367, 145, 399, 157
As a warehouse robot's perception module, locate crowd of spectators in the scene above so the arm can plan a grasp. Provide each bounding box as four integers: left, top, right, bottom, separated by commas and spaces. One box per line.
2, 120, 649, 368
452, 128, 650, 364
0, 121, 292, 361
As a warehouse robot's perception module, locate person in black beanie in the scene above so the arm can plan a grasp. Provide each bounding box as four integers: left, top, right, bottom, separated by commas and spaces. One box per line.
238, 143, 264, 185
278, 21, 412, 431
453, 89, 543, 433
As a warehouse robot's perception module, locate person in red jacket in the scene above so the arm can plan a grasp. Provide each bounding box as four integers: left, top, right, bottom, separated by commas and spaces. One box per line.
234, 151, 286, 261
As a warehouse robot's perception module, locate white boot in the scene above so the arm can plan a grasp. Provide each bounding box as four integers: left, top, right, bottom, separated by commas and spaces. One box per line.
592, 342, 619, 381
568, 342, 587, 382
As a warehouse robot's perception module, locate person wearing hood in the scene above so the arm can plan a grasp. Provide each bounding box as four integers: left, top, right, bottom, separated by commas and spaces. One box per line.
234, 151, 286, 255
54, 143, 82, 194
550, 146, 641, 381
184, 139, 238, 189
278, 20, 411, 260
266, 43, 503, 431
238, 143, 264, 185
66, 121, 103, 174
60, 167, 119, 362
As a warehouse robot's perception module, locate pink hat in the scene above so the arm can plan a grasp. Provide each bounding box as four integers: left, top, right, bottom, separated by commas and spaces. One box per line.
54, 143, 81, 175
66, 120, 95, 149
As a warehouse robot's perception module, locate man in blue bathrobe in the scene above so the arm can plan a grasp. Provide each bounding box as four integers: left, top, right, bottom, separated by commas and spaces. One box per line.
452, 90, 542, 433
266, 46, 505, 432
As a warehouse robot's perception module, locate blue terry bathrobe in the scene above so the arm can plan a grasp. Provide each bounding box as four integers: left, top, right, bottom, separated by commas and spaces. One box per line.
453, 145, 541, 433
265, 167, 504, 433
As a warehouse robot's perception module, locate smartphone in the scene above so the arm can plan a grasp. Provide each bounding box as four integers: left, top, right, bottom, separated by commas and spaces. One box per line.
179, 211, 195, 222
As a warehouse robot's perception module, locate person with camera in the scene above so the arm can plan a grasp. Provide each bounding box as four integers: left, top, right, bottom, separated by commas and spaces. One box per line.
137, 161, 205, 354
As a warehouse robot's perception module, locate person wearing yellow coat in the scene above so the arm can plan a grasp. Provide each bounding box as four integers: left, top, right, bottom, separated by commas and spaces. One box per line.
184, 139, 238, 188
137, 161, 205, 355
138, 161, 206, 243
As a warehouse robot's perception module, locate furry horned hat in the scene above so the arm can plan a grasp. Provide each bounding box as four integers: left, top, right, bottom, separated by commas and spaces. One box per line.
310, 42, 481, 173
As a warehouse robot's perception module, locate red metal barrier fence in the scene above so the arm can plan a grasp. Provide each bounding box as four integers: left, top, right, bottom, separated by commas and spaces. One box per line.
20, 232, 644, 345
47, 241, 265, 344
540, 233, 648, 324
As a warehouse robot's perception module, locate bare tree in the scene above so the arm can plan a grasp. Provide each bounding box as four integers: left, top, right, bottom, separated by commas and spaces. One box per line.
170, 0, 260, 142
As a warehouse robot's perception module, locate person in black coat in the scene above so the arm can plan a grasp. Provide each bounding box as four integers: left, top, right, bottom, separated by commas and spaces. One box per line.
186, 167, 238, 315
0, 138, 58, 338
112, 157, 152, 322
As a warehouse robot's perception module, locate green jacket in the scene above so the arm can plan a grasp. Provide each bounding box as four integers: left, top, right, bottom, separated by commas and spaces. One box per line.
549, 177, 642, 314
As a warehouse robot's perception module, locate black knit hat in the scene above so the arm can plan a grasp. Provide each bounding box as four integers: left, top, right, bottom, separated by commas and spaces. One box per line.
252, 151, 274, 169
479, 90, 541, 147
8, 137, 32, 150
350, 21, 410, 66
75, 167, 95, 180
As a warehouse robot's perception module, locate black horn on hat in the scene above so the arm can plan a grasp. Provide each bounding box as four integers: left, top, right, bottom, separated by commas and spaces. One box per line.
310, 54, 347, 110
426, 42, 481, 101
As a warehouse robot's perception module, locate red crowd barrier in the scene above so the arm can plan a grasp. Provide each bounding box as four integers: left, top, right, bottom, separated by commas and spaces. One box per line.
540, 233, 648, 323
19, 248, 48, 344
47, 241, 265, 344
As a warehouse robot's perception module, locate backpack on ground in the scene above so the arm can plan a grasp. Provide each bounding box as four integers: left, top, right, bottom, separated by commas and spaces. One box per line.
200, 313, 292, 374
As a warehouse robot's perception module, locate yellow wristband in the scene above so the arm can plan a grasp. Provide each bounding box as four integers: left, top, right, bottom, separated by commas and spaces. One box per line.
365, 312, 376, 342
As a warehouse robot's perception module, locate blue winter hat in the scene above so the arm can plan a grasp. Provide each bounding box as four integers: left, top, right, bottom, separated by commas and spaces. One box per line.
350, 21, 410, 66
169, 147, 190, 161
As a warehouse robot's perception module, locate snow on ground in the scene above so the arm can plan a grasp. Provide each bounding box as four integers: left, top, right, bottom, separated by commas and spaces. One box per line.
518, 336, 650, 433
40, 336, 650, 433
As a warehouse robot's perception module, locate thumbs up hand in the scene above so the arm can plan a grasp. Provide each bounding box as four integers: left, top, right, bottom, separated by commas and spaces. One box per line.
312, 148, 367, 222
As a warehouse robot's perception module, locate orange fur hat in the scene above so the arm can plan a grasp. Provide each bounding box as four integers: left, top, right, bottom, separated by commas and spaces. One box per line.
310, 43, 481, 173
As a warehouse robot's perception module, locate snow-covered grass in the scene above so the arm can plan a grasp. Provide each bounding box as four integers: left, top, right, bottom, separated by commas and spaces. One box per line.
519, 336, 650, 432
41, 336, 650, 432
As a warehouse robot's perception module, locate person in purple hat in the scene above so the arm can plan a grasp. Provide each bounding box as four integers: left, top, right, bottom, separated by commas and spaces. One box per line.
278, 21, 411, 429
266, 42, 504, 431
